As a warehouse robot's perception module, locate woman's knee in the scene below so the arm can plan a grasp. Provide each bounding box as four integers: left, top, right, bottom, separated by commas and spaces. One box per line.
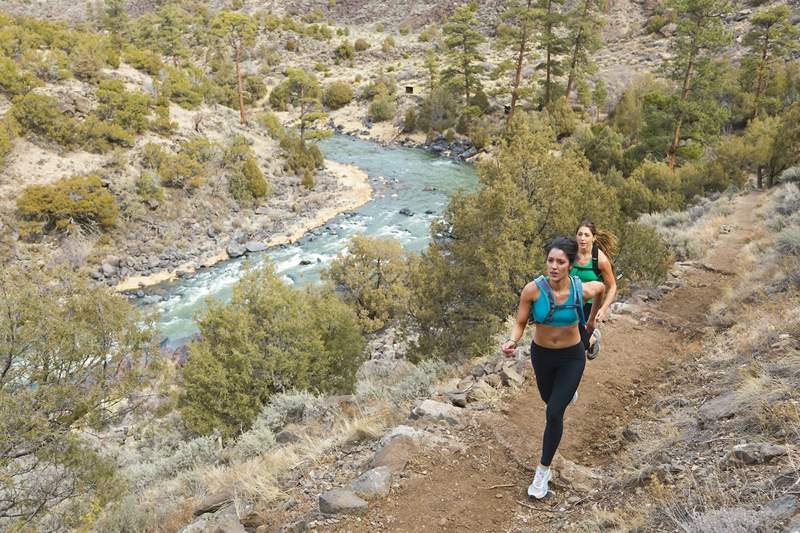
545, 403, 565, 427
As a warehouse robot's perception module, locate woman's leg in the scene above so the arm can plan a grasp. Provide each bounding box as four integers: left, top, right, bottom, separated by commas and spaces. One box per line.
531, 342, 556, 404
539, 344, 586, 466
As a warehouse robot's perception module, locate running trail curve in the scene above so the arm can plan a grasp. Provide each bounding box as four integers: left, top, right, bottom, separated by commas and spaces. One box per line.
329, 191, 763, 533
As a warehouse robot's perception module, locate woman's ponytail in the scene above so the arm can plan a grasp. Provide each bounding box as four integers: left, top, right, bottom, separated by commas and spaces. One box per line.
594, 229, 618, 263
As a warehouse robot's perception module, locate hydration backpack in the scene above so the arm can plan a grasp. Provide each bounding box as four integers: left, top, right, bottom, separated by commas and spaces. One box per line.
531, 275, 586, 328
591, 243, 601, 278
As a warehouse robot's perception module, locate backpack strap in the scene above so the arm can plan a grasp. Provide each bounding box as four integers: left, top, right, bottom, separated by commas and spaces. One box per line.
532, 275, 557, 324
591, 243, 601, 278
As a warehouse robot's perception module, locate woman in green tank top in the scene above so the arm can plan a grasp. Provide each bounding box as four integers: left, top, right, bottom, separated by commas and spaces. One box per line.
572, 220, 618, 356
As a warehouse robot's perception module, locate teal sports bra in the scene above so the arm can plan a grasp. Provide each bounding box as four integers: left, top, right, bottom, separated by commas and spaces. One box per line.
530, 278, 581, 327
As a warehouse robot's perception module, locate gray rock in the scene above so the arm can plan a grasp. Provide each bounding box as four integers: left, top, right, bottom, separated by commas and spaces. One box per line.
470, 364, 486, 378
610, 302, 641, 315
227, 242, 246, 258
279, 517, 308, 533
369, 435, 416, 473
276, 430, 301, 444
784, 513, 800, 533
193, 491, 232, 516
484, 373, 502, 389
461, 147, 478, 159
446, 391, 467, 408
101, 262, 118, 277
244, 241, 268, 253
659, 22, 678, 37
500, 366, 524, 387
726, 443, 788, 465
457, 376, 475, 390
399, 207, 414, 216
467, 379, 496, 403
763, 495, 798, 523
318, 489, 368, 515
411, 399, 461, 422
379, 425, 420, 446
350, 466, 392, 500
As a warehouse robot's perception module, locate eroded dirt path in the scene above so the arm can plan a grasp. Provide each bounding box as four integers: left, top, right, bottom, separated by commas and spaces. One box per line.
329, 192, 763, 533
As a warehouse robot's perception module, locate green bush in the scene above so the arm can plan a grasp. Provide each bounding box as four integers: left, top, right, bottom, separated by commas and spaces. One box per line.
382, 37, 395, 52
258, 111, 286, 139
469, 119, 490, 150
0, 56, 40, 96
141, 142, 206, 191
11, 92, 79, 147
334, 40, 354, 60
179, 265, 366, 438
16, 174, 119, 238
269, 68, 321, 111
224, 136, 271, 203
122, 46, 163, 76
0, 118, 15, 169
161, 67, 204, 109
369, 88, 396, 122
614, 222, 670, 283
354, 38, 370, 52
416, 86, 459, 133
79, 115, 135, 152
95, 79, 153, 134
286, 37, 298, 52
402, 107, 417, 133
135, 171, 164, 203
399, 24, 411, 36
644, 14, 669, 35
361, 72, 397, 100
323, 80, 354, 109
324, 236, 410, 332
280, 133, 324, 178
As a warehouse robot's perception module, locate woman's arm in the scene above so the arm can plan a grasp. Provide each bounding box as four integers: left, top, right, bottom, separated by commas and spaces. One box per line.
583, 281, 605, 335
595, 249, 617, 323
501, 282, 537, 356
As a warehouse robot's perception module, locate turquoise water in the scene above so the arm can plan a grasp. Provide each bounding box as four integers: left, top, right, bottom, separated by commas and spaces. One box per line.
153, 135, 479, 348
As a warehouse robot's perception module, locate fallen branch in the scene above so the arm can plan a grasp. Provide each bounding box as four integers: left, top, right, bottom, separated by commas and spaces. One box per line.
516, 500, 559, 512
484, 483, 514, 490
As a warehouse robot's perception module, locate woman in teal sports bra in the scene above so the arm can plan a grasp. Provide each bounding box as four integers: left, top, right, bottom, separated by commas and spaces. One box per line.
572, 220, 618, 356
500, 237, 605, 500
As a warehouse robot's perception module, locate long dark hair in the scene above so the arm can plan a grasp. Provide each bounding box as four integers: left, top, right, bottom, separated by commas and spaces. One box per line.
544, 237, 578, 265
575, 219, 619, 259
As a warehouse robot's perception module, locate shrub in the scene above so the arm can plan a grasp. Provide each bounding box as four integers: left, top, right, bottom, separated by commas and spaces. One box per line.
469, 119, 490, 151
402, 107, 417, 133
95, 79, 153, 134
323, 80, 354, 109
79, 116, 135, 152
16, 174, 119, 237
179, 265, 366, 438
369, 88, 396, 122
258, 111, 285, 139
161, 67, 204, 109
122, 46, 163, 76
0, 56, 40, 96
614, 221, 670, 283
135, 171, 164, 202
286, 37, 298, 52
269, 68, 321, 111
416, 86, 459, 132
382, 37, 395, 52
399, 24, 411, 36
11, 92, 78, 147
361, 72, 397, 100
224, 136, 271, 203
776, 227, 800, 256
0, 118, 14, 169
354, 38, 370, 52
335, 40, 354, 60
324, 236, 410, 332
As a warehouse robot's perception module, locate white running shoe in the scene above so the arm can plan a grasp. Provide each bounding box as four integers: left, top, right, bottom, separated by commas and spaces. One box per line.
570, 390, 578, 406
587, 328, 602, 360
527, 465, 552, 499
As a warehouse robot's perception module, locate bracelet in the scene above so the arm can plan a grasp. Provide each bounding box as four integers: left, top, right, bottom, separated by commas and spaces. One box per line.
507, 338, 518, 346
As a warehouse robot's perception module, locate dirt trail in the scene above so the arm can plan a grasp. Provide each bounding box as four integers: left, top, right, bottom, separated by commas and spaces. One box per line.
328, 192, 763, 533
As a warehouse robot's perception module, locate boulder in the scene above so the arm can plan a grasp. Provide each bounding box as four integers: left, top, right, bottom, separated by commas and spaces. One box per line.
467, 379, 496, 403
318, 489, 368, 515
369, 435, 417, 473
552, 454, 607, 492
399, 207, 414, 216
446, 391, 467, 408
350, 466, 392, 500
659, 22, 678, 37
101, 262, 118, 277
500, 366, 525, 387
193, 491, 232, 517
457, 376, 475, 390
726, 443, 788, 465
484, 373, 503, 389
412, 399, 461, 422
227, 243, 246, 258
470, 364, 486, 378
763, 495, 798, 523
244, 241, 268, 253
276, 430, 301, 444
379, 425, 420, 446
610, 302, 641, 315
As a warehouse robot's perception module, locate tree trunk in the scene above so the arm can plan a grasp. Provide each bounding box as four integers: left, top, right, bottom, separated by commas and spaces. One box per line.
463, 35, 470, 107
235, 45, 246, 125
757, 165, 763, 188
753, 31, 770, 118
507, 0, 533, 129
565, 0, 589, 101
668, 44, 696, 170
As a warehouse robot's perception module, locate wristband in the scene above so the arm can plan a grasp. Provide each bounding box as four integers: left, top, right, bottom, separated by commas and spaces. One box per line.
507, 338, 518, 346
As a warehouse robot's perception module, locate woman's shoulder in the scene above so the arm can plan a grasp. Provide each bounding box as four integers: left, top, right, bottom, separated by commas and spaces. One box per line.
522, 279, 541, 300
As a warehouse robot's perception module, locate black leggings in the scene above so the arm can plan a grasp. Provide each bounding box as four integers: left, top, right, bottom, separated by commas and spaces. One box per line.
531, 341, 586, 466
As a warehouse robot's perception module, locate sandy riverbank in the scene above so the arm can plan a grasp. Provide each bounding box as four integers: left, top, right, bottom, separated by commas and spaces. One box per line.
114, 160, 372, 292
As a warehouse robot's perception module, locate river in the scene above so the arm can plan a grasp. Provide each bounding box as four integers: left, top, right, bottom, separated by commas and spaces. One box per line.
152, 135, 479, 349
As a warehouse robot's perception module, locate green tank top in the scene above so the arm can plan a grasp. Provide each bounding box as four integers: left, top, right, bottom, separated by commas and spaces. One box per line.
570, 258, 601, 304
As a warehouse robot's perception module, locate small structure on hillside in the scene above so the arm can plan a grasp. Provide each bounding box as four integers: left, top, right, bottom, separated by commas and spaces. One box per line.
405, 86, 414, 95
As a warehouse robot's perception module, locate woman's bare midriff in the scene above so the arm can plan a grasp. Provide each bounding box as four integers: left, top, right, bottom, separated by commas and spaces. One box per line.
533, 323, 582, 349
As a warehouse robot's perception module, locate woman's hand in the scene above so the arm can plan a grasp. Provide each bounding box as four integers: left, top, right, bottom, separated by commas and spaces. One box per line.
501, 339, 517, 357
595, 307, 608, 323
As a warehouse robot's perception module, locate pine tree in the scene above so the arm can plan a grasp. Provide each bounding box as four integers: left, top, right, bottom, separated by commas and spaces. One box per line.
534, 0, 568, 107
663, 0, 732, 169
592, 78, 607, 120
442, 1, 485, 108
423, 50, 439, 93
102, 0, 128, 51
496, 0, 536, 128
211, 11, 257, 125
742, 5, 798, 118
564, 0, 605, 101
